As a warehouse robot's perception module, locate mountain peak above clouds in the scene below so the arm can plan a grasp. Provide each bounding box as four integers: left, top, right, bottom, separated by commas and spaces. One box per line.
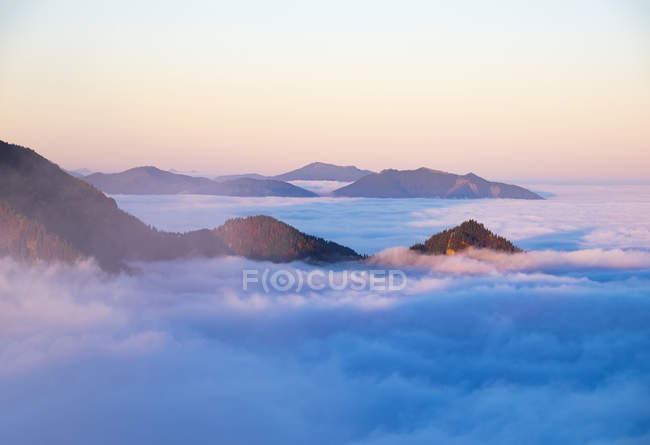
410, 219, 522, 255
332, 168, 542, 199
0, 140, 359, 270
83, 167, 317, 197
274, 162, 374, 182
215, 215, 362, 262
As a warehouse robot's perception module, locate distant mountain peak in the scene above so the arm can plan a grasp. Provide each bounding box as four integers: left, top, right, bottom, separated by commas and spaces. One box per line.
275, 162, 374, 182
306, 161, 358, 169
333, 168, 542, 199
129, 166, 167, 175
410, 219, 521, 255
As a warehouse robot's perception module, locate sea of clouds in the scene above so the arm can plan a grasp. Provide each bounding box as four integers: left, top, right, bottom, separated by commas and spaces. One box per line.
112, 184, 650, 254
1, 185, 650, 444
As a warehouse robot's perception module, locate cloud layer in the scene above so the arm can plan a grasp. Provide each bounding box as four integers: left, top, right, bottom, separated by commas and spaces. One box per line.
408, 185, 650, 251
371, 246, 650, 275
113, 185, 650, 254
1, 251, 649, 445
2, 185, 649, 444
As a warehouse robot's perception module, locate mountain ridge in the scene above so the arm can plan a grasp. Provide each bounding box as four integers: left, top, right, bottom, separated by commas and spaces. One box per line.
0, 140, 360, 270
84, 166, 318, 197
0, 201, 84, 264
332, 168, 542, 199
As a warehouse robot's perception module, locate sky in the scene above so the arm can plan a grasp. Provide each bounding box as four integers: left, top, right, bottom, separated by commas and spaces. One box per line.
0, 0, 648, 182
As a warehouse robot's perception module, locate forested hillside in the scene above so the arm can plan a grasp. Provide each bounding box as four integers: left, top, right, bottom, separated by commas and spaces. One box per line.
411, 220, 521, 255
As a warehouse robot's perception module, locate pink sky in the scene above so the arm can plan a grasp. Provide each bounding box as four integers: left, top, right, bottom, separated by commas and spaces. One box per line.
1, 1, 648, 182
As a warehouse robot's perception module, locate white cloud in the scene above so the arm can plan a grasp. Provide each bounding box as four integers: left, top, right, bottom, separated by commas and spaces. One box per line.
0, 252, 648, 444
370, 247, 650, 275
408, 185, 650, 250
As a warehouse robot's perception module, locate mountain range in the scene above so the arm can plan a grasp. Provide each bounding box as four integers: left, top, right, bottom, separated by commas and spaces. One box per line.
79, 164, 541, 199
212, 162, 374, 183
0, 140, 360, 270
332, 168, 542, 199
1, 139, 536, 270
84, 167, 317, 197
410, 220, 522, 255
82, 161, 373, 196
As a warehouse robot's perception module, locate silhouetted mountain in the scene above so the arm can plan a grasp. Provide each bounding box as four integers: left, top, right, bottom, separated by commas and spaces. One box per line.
83, 167, 317, 197
332, 168, 542, 199
0, 140, 357, 269
274, 162, 374, 181
85, 167, 213, 193
410, 220, 521, 255
0, 141, 232, 270
215, 215, 361, 262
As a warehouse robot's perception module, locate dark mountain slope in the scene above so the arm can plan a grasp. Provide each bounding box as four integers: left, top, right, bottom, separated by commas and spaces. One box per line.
0, 140, 358, 269
0, 141, 228, 269
84, 167, 216, 194
332, 168, 542, 199
274, 162, 374, 182
0, 202, 83, 264
215, 215, 361, 262
410, 220, 521, 255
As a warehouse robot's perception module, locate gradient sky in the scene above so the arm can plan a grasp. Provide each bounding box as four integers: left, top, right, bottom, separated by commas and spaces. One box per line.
1, 0, 648, 182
